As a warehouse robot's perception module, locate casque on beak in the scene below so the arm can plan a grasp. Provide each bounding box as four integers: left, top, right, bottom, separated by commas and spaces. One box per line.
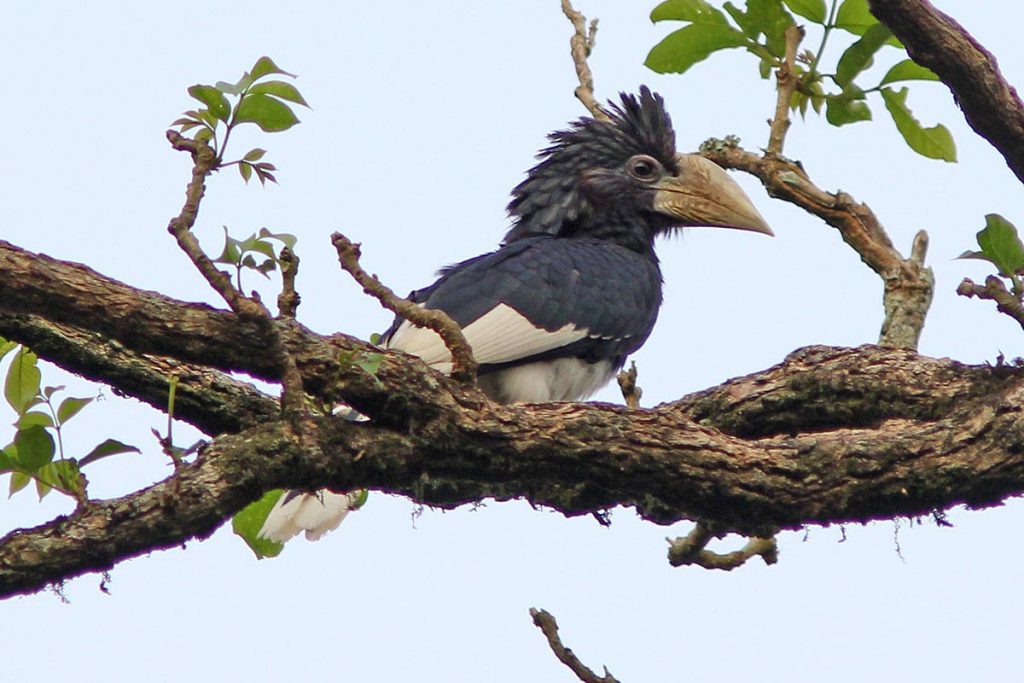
653, 154, 773, 236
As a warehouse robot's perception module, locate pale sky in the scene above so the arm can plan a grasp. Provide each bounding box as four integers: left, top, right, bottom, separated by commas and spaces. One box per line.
4, 2, 1024, 681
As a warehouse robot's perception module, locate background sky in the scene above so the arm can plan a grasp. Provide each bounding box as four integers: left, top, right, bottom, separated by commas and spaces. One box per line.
3, 2, 1024, 681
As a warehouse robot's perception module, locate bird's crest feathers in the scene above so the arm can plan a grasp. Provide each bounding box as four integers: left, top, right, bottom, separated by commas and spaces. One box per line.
504, 87, 676, 242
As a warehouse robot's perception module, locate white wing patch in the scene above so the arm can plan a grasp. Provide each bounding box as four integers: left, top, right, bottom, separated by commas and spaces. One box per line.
386, 303, 590, 373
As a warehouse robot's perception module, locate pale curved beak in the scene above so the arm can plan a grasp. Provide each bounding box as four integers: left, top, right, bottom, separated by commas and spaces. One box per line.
653, 154, 773, 236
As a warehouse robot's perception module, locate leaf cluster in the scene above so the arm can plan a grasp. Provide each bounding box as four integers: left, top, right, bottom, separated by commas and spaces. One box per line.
0, 339, 138, 503
645, 0, 956, 161
171, 56, 311, 184
213, 226, 298, 291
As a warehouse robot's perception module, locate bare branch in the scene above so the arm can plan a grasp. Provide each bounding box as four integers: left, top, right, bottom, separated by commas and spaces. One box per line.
667, 522, 778, 570
869, 0, 1024, 184
165, 131, 262, 318
767, 25, 805, 155
331, 232, 478, 383
530, 608, 620, 683
700, 139, 933, 349
561, 0, 610, 121
277, 247, 301, 319
957, 276, 1024, 330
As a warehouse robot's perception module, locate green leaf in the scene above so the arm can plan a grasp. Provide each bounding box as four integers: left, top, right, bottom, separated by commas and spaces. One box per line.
880, 59, 939, 86
215, 226, 243, 265
835, 23, 892, 87
835, 0, 901, 45
783, 0, 826, 23
194, 127, 214, 144
216, 70, 255, 96
724, 0, 794, 58
646, 24, 750, 74
239, 161, 253, 183
243, 148, 267, 162
834, 0, 874, 35
880, 87, 957, 161
4, 347, 41, 415
34, 460, 82, 500
650, 0, 730, 23
187, 84, 231, 122
825, 94, 872, 125
9, 471, 30, 497
248, 81, 309, 108
14, 425, 55, 471
233, 489, 286, 559
0, 444, 14, 472
57, 396, 93, 425
17, 411, 53, 430
250, 56, 295, 81
79, 438, 140, 467
43, 385, 65, 399
235, 93, 301, 132
258, 228, 298, 251
0, 338, 16, 362
957, 214, 1024, 277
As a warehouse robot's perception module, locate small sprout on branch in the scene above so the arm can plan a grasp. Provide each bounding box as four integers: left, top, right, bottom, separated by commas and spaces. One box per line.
1, 337, 137, 506
213, 226, 299, 291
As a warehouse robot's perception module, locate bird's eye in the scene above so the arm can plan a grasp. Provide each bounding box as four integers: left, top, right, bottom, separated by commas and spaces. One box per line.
626, 155, 661, 181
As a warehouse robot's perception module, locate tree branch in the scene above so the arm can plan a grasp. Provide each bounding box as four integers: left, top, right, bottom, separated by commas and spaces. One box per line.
0, 312, 278, 435
667, 522, 778, 570
530, 608, 620, 683
957, 276, 1024, 331
767, 25, 804, 155
700, 139, 934, 349
3, 321, 1024, 598
561, 0, 610, 121
331, 232, 478, 383
869, 0, 1024, 184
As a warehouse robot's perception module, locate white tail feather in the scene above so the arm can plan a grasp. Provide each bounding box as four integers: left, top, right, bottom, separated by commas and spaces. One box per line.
258, 491, 354, 542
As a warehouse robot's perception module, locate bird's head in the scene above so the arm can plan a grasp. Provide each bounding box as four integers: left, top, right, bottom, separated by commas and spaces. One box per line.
505, 87, 772, 251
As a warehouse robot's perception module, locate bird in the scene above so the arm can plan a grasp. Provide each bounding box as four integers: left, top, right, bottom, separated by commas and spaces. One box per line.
258, 87, 772, 543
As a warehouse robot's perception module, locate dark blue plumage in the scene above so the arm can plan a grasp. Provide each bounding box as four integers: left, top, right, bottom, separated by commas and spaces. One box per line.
259, 87, 772, 542
381, 87, 770, 404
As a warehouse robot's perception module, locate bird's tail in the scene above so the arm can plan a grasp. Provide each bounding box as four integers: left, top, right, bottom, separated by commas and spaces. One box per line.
258, 490, 361, 542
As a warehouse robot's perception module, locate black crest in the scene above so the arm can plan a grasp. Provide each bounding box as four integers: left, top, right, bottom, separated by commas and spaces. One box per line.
504, 87, 677, 242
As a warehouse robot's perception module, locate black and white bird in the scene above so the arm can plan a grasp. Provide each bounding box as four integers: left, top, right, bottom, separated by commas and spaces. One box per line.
259, 88, 772, 542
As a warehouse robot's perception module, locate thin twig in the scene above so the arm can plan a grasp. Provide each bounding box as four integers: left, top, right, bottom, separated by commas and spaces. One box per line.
277, 247, 301, 319
767, 25, 805, 155
166, 130, 307, 421
331, 232, 478, 383
700, 138, 933, 349
667, 521, 778, 570
165, 131, 262, 318
616, 361, 642, 409
529, 608, 620, 683
957, 276, 1024, 330
561, 0, 610, 121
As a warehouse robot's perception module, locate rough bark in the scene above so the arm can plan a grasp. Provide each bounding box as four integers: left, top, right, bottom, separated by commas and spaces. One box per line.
869, 0, 1024, 184
3, 238, 1024, 598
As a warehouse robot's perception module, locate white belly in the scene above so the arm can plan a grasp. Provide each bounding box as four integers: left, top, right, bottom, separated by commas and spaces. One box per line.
476, 358, 616, 404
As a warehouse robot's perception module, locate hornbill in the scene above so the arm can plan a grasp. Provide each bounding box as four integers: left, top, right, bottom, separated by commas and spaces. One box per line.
259, 87, 772, 542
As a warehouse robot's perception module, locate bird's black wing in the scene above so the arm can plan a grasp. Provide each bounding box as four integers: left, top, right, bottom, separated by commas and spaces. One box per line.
383, 236, 662, 372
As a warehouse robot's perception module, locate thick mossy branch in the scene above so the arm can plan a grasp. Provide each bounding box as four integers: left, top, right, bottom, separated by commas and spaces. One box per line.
2, 232, 1024, 599
869, 0, 1024, 184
